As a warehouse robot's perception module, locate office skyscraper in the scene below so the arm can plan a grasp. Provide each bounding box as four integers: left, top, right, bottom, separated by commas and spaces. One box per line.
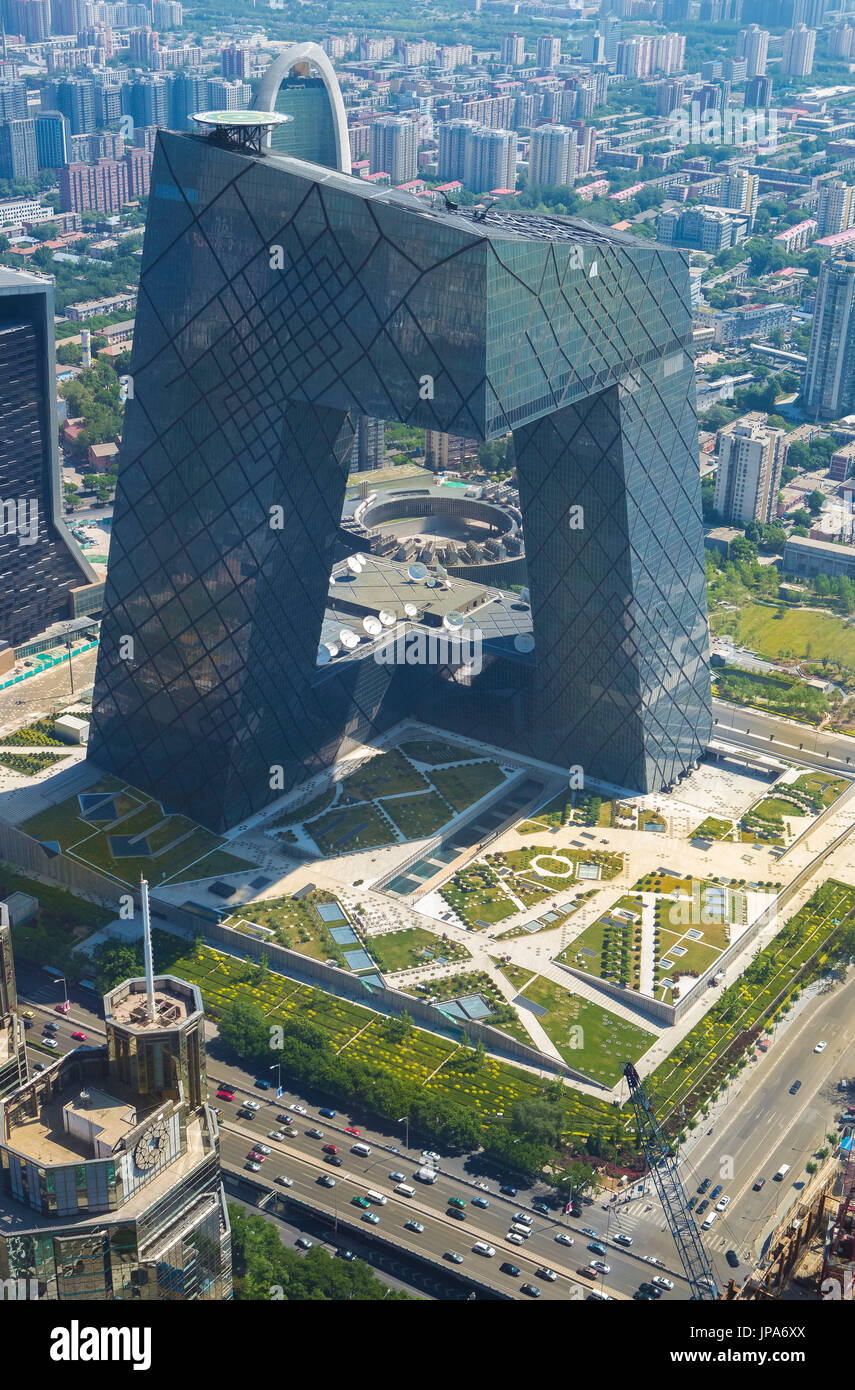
34, 110, 70, 169
88, 109, 711, 828
0, 956, 231, 1300
0, 903, 26, 1101
529, 124, 576, 188
0, 270, 96, 651
0, 80, 27, 121
782, 24, 816, 75
804, 254, 855, 420
737, 24, 769, 77
369, 114, 418, 183
0, 118, 37, 180
713, 420, 783, 525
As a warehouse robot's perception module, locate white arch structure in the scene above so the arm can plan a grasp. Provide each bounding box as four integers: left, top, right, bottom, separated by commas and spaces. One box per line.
253, 42, 351, 173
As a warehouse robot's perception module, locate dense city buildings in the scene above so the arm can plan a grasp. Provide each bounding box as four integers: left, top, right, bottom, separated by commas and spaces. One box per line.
0, 904, 26, 1101
0, 269, 96, 652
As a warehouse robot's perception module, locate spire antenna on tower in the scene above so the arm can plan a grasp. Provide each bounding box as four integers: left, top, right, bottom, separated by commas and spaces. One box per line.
141, 876, 155, 1021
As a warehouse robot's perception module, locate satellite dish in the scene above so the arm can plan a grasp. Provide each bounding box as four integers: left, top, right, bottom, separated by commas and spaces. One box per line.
443, 610, 465, 631
317, 643, 336, 665
404, 602, 418, 618
425, 577, 438, 588
407, 561, 428, 582
435, 562, 448, 578
379, 610, 397, 627
520, 587, 530, 604
514, 633, 535, 653
362, 616, 382, 635
346, 555, 362, 574
339, 628, 360, 649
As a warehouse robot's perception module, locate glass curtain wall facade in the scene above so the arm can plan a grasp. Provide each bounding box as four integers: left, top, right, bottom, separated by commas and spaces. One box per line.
88, 131, 711, 830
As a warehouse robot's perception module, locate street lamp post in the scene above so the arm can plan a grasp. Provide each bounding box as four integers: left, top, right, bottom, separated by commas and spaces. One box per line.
269, 1062, 282, 1096
399, 1116, 409, 1151
53, 975, 68, 1008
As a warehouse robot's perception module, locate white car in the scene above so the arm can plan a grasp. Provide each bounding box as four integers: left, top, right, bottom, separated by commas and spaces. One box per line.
645, 1256, 665, 1268
473, 1242, 496, 1257
245, 1099, 260, 1111
590, 1260, 610, 1275
814, 1041, 828, 1053
715, 1195, 730, 1212
652, 1275, 674, 1290
276, 1175, 293, 1187
537, 1267, 558, 1282
474, 1182, 490, 1192
256, 1144, 271, 1156
292, 1104, 307, 1115
41, 1037, 59, 1049
269, 1130, 285, 1141
506, 1232, 525, 1245
554, 1232, 574, 1247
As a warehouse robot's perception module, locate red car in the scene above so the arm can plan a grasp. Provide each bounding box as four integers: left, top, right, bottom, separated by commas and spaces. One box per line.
55, 1001, 71, 1014
216, 1087, 235, 1101
247, 1150, 266, 1163
322, 1144, 338, 1155
71, 1031, 87, 1041
345, 1126, 360, 1137
577, 1266, 599, 1280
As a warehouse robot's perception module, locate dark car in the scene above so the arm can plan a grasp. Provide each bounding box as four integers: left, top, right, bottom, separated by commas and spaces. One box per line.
638, 1282, 662, 1299
570, 1205, 582, 1218
520, 1283, 541, 1298
710, 1185, 723, 1201
752, 1177, 765, 1192
319, 1107, 336, 1118
634, 1290, 655, 1300
696, 1199, 709, 1216
326, 1155, 343, 1167
500, 1185, 518, 1197
790, 1080, 802, 1095
687, 1196, 697, 1210
500, 1262, 521, 1277
532, 1200, 551, 1215
336, 1249, 356, 1261
447, 1207, 466, 1220
254, 1078, 271, 1090
698, 1177, 711, 1194
726, 1250, 740, 1269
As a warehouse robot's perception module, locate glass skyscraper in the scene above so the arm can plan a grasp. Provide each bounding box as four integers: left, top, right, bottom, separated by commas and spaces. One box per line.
88, 121, 711, 831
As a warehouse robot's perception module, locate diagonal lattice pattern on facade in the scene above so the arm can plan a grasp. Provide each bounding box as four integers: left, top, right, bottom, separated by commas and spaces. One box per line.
88, 132, 711, 830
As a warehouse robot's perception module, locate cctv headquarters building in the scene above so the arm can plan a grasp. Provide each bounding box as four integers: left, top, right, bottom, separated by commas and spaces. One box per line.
88, 46, 712, 833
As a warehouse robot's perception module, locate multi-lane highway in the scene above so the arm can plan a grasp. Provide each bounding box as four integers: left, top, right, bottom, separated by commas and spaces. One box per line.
713, 698, 855, 774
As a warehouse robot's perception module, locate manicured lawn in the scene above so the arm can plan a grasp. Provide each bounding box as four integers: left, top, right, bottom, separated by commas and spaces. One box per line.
339, 749, 427, 803
516, 975, 656, 1085
236, 892, 349, 963
722, 601, 855, 667
439, 863, 518, 926
366, 926, 469, 972
691, 816, 733, 840
398, 738, 481, 766
309, 803, 398, 854
791, 772, 848, 808
0, 751, 69, 775
752, 796, 809, 821
430, 761, 505, 812
500, 845, 623, 881
269, 788, 335, 827
379, 790, 453, 839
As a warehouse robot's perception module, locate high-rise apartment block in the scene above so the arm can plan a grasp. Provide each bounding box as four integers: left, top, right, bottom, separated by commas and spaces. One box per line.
500, 32, 525, 66
828, 24, 855, 59
44, 76, 95, 135
581, 31, 605, 64
0, 270, 96, 650
713, 420, 783, 525
221, 45, 252, 79
817, 181, 855, 238
0, 118, 37, 180
736, 24, 769, 77
745, 74, 773, 107
463, 125, 517, 192
369, 115, 419, 183
719, 169, 759, 222
782, 24, 816, 76
804, 254, 855, 420
657, 78, 685, 115
615, 32, 685, 77
536, 34, 560, 70
529, 124, 576, 188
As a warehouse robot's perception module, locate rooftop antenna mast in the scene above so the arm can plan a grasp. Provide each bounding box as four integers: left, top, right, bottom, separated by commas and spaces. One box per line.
140, 875, 155, 1020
